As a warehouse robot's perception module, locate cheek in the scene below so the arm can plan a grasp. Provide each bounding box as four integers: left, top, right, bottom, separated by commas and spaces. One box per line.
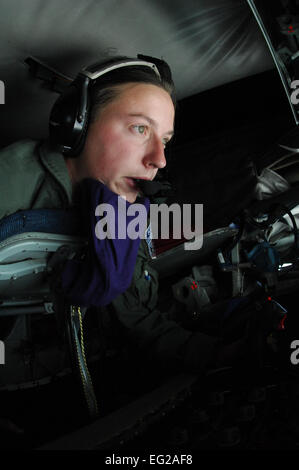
87, 146, 123, 181
83, 122, 139, 178
84, 129, 118, 174
99, 136, 136, 173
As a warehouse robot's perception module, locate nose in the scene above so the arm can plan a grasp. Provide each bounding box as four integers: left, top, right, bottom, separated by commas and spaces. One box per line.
143, 136, 167, 169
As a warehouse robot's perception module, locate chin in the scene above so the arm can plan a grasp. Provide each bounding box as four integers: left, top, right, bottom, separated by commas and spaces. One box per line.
117, 192, 136, 203
127, 195, 137, 204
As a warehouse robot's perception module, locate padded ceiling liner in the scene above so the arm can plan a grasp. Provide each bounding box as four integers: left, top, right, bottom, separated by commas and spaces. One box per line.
0, 0, 274, 146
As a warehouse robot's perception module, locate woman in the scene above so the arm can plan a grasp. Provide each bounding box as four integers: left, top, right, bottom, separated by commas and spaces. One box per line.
0, 54, 242, 376
54, 54, 176, 308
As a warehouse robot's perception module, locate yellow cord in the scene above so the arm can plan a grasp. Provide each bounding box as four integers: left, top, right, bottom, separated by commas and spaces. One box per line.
71, 305, 99, 416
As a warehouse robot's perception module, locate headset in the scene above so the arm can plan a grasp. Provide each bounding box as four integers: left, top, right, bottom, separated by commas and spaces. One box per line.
49, 54, 172, 158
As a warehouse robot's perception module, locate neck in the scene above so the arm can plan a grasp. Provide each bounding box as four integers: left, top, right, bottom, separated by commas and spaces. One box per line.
64, 157, 80, 187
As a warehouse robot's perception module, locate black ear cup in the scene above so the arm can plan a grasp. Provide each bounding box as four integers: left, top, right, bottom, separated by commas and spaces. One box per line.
49, 80, 90, 157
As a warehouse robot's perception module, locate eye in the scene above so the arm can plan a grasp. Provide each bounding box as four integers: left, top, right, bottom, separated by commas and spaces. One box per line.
132, 125, 148, 135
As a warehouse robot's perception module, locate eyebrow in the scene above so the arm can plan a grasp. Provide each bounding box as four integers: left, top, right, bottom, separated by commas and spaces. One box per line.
128, 113, 174, 137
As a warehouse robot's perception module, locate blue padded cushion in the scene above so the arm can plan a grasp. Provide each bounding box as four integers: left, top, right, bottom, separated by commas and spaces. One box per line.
0, 209, 83, 242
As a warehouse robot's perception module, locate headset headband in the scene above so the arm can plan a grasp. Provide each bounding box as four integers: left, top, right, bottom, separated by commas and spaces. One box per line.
81, 59, 161, 80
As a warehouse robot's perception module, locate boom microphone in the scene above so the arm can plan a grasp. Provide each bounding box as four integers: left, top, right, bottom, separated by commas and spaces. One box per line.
134, 179, 174, 197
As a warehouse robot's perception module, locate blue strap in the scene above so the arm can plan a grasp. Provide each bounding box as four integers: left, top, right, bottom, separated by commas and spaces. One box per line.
0, 208, 82, 241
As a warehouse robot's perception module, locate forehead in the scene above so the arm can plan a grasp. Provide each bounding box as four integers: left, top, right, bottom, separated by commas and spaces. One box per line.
97, 82, 175, 122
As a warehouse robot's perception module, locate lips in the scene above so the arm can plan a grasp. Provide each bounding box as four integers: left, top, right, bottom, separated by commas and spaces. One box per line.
125, 177, 139, 189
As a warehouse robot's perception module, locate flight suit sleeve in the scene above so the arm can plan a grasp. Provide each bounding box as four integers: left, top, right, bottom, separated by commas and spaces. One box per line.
109, 238, 220, 374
